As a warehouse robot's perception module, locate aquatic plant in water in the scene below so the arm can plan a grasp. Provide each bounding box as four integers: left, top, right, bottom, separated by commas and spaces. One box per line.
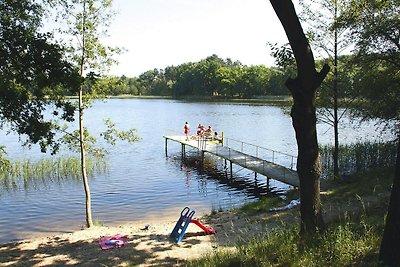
319, 141, 397, 178
0, 156, 108, 191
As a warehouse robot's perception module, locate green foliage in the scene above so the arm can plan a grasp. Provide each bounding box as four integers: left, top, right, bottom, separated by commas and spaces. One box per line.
267, 42, 296, 72
0, 156, 107, 191
0, 0, 80, 154
188, 217, 382, 267
320, 141, 397, 178
0, 146, 10, 170
105, 54, 291, 98
340, 0, 400, 131
101, 119, 141, 145
61, 128, 106, 157
52, 0, 120, 74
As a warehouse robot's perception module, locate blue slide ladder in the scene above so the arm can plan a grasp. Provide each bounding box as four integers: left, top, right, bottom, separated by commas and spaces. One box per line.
170, 207, 195, 243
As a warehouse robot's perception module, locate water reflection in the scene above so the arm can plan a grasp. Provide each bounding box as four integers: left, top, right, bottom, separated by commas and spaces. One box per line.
174, 151, 287, 201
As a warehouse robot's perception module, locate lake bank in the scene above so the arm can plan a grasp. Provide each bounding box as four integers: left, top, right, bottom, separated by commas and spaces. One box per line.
0, 200, 298, 266
0, 166, 392, 266
66, 94, 294, 105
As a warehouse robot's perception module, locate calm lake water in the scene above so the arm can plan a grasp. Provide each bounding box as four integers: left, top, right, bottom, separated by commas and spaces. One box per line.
0, 99, 389, 243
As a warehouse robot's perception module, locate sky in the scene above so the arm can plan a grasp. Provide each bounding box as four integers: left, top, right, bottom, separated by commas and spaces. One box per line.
105, 0, 291, 77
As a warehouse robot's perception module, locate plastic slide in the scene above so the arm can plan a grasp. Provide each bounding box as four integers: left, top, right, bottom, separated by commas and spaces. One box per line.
190, 219, 216, 234
170, 207, 216, 243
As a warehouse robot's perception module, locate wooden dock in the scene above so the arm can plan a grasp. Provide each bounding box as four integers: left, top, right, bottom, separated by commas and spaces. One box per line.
164, 135, 299, 187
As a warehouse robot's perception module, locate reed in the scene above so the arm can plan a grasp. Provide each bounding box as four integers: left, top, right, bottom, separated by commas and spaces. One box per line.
0, 156, 108, 190
319, 141, 397, 179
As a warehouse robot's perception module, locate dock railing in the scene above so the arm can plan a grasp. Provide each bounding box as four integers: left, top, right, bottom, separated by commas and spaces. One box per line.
223, 137, 297, 171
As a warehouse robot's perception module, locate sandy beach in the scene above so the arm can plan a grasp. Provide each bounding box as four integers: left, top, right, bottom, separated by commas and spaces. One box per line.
0, 206, 296, 267
0, 183, 388, 267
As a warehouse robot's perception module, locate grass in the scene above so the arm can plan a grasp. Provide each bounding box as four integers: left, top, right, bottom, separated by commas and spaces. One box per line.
188, 217, 383, 267
0, 156, 108, 191
186, 166, 394, 267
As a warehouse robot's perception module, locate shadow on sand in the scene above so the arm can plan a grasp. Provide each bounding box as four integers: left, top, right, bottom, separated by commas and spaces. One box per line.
0, 230, 207, 266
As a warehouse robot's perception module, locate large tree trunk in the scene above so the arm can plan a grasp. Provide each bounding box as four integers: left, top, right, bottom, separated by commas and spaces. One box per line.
269, 0, 330, 233
379, 136, 400, 266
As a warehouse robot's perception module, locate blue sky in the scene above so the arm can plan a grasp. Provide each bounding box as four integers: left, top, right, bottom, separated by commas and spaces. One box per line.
105, 0, 291, 77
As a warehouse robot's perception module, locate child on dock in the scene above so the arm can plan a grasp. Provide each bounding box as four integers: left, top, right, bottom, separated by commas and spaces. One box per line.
184, 122, 190, 141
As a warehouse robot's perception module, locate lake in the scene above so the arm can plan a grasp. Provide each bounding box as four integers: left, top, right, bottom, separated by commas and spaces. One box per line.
0, 99, 389, 243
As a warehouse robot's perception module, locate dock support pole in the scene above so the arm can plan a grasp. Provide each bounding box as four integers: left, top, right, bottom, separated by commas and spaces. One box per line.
266, 177, 270, 191
230, 161, 233, 179
181, 144, 185, 159
165, 138, 168, 156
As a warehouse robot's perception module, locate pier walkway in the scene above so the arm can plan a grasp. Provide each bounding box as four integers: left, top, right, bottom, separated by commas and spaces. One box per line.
164, 135, 299, 187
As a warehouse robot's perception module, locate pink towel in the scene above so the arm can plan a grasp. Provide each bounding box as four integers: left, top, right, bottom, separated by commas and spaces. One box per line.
98, 234, 128, 250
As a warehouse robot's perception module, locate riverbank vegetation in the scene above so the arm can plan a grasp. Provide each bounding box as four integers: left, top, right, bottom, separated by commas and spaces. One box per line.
320, 141, 398, 179
187, 166, 393, 267
0, 156, 107, 191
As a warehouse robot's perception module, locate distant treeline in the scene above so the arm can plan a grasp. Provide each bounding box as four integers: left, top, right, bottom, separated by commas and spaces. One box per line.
67, 54, 363, 100
80, 54, 291, 98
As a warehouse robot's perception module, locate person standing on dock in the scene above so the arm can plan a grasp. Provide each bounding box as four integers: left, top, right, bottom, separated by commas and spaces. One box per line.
184, 122, 190, 141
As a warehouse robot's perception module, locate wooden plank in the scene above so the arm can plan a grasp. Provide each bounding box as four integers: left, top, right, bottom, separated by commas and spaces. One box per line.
163, 135, 299, 187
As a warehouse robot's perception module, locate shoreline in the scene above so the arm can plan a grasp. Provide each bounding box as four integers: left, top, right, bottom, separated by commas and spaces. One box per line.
0, 206, 205, 245
0, 176, 391, 266
65, 94, 293, 105
0, 206, 297, 266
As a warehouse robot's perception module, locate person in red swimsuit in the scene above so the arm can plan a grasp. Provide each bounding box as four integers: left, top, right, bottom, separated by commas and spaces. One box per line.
184, 122, 190, 141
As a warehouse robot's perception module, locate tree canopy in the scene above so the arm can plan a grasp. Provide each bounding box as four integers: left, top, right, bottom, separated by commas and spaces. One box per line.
0, 0, 79, 153
342, 0, 400, 129
99, 55, 291, 98
340, 0, 400, 265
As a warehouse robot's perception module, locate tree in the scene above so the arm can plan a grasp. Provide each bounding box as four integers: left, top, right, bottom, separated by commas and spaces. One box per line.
341, 0, 400, 264
0, 0, 79, 154
53, 0, 128, 228
269, 0, 330, 233
299, 0, 354, 179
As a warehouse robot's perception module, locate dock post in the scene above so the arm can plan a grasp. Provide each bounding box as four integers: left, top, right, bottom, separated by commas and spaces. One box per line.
266, 177, 270, 190
165, 138, 168, 156
230, 161, 233, 179
181, 143, 186, 159
200, 151, 205, 168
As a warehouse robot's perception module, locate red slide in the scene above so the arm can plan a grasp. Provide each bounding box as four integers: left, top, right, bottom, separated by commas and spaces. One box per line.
190, 219, 216, 234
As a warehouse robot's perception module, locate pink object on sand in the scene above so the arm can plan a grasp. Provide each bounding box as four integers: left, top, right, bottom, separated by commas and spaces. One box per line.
99, 234, 128, 250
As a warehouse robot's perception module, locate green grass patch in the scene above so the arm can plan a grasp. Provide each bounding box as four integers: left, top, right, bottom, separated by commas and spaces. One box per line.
323, 167, 393, 203
231, 195, 293, 216
188, 216, 383, 267
186, 166, 393, 267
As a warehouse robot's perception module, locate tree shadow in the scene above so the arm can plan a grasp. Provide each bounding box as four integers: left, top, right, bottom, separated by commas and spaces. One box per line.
0, 230, 205, 266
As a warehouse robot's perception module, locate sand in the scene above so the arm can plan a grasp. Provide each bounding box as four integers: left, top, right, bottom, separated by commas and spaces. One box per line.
0, 207, 296, 267
0, 186, 388, 267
